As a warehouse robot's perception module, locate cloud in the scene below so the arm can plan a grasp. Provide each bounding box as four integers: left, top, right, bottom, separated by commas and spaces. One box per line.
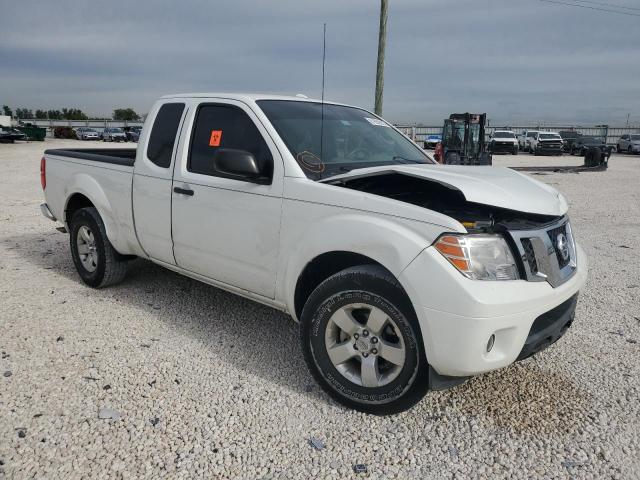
1, 0, 638, 124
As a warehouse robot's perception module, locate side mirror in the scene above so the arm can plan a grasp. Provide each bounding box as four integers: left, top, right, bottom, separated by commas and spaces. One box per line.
213, 148, 266, 183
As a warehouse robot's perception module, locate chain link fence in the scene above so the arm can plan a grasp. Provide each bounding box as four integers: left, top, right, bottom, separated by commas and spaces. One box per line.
396, 125, 640, 146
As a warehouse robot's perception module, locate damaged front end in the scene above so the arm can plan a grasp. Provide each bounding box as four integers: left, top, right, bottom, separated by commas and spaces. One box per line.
326, 170, 577, 286
326, 172, 561, 233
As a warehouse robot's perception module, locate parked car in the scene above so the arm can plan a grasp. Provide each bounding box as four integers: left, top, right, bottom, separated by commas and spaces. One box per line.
529, 132, 563, 156
570, 136, 606, 156
40, 93, 587, 414
126, 126, 142, 142
101, 127, 127, 142
423, 134, 442, 149
616, 134, 640, 154
75, 127, 100, 141
0, 127, 26, 143
559, 130, 582, 153
53, 126, 76, 139
488, 130, 518, 155
518, 130, 539, 151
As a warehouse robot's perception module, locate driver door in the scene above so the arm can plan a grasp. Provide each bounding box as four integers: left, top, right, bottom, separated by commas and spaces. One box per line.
171, 100, 284, 299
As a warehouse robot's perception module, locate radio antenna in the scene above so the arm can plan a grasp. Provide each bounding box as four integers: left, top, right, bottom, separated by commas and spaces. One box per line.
320, 22, 326, 163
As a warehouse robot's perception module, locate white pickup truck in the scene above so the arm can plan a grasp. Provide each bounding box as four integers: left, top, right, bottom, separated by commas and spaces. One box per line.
40, 93, 587, 414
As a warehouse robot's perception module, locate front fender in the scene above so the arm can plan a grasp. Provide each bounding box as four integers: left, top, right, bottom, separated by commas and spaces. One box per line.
280, 212, 443, 319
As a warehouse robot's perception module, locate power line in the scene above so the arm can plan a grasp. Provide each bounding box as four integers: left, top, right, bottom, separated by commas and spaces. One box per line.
570, 0, 640, 11
539, 0, 640, 16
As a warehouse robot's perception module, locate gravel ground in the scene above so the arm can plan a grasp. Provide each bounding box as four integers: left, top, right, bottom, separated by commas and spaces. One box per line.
1, 139, 639, 479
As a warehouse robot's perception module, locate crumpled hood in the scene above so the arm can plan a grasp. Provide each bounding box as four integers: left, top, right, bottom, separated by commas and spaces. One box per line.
322, 164, 568, 216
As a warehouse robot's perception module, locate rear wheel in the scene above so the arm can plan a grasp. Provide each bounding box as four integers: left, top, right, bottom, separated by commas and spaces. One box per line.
300, 265, 429, 415
69, 207, 128, 288
629, 146, 633, 154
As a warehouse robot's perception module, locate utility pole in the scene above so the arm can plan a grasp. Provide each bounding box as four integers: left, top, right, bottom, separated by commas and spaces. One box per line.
374, 0, 388, 116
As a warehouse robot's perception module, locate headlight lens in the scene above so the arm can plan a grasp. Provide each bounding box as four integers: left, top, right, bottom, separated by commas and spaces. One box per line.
434, 234, 519, 280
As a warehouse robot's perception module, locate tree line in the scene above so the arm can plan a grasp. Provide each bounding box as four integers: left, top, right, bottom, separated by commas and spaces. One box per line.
2, 105, 142, 121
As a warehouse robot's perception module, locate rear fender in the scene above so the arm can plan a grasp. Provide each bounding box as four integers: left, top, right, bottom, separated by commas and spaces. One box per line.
63, 173, 122, 252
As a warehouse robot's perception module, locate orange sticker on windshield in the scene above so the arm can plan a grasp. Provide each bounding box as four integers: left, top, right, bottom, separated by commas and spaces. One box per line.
209, 130, 223, 147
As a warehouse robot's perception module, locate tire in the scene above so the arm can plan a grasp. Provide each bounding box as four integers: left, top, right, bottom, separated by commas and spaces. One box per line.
300, 265, 429, 415
512, 147, 518, 155
69, 207, 128, 288
616, 144, 621, 153
629, 146, 633, 154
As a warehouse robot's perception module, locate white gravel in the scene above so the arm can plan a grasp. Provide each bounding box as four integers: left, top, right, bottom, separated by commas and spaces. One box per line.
1, 139, 639, 479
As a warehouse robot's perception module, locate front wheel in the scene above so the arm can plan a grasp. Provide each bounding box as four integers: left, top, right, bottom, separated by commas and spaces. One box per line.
300, 265, 429, 415
69, 207, 128, 288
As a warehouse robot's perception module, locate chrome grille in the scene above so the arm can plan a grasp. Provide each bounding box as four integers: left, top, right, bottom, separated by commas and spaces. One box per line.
521, 238, 538, 273
509, 218, 577, 288
547, 224, 570, 269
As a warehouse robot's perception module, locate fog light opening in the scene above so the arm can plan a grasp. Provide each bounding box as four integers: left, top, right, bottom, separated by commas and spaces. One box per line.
486, 334, 496, 353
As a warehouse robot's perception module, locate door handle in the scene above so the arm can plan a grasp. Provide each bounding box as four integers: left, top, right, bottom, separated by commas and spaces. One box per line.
173, 187, 194, 196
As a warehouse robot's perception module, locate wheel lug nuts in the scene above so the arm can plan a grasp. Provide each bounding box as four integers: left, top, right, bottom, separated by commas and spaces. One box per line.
372, 348, 378, 355
353, 343, 358, 350
354, 333, 359, 339
362, 330, 369, 337
362, 352, 369, 358
371, 337, 378, 344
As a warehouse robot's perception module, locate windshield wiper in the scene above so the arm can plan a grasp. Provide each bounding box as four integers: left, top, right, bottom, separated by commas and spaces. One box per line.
392, 156, 425, 164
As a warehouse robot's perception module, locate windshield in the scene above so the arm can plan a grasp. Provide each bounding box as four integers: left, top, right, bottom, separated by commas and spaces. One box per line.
493, 131, 515, 139
111, 128, 123, 133
539, 133, 560, 139
631, 134, 640, 141
257, 100, 433, 179
527, 132, 537, 137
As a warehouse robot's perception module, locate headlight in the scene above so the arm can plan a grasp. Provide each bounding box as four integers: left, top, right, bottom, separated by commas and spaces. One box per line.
434, 234, 519, 280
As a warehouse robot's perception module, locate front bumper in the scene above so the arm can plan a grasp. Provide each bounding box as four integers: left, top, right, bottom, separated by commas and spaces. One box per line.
536, 143, 563, 154
399, 242, 587, 378
490, 142, 518, 153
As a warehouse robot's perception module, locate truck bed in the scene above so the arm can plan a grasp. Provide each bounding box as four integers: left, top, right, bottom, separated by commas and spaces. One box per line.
44, 148, 137, 167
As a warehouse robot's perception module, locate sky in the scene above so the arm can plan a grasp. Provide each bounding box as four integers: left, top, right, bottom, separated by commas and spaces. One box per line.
1, 0, 639, 125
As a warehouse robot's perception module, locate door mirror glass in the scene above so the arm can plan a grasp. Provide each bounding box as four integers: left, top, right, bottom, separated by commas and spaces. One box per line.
213, 148, 264, 182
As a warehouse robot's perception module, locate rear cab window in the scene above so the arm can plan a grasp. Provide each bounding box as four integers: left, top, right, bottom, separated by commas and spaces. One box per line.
147, 103, 186, 168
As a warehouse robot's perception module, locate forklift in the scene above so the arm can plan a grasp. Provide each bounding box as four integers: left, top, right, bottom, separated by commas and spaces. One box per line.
434, 113, 492, 166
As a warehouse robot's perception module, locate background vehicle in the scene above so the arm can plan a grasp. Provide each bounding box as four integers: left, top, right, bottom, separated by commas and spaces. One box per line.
570, 136, 606, 156
488, 130, 518, 155
617, 134, 640, 154
125, 126, 142, 142
101, 127, 127, 142
423, 134, 441, 149
435, 113, 492, 165
40, 93, 586, 414
518, 130, 539, 151
559, 130, 582, 153
53, 126, 76, 139
530, 131, 563, 155
75, 127, 100, 140
0, 126, 26, 143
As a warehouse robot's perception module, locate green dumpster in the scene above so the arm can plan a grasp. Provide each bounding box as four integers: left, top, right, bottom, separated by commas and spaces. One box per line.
17, 125, 47, 141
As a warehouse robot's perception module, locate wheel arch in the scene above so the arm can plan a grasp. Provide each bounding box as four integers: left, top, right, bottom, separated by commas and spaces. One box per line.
293, 251, 395, 321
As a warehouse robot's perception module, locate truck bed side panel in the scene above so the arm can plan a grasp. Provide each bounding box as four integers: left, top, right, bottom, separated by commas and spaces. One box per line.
44, 155, 144, 257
